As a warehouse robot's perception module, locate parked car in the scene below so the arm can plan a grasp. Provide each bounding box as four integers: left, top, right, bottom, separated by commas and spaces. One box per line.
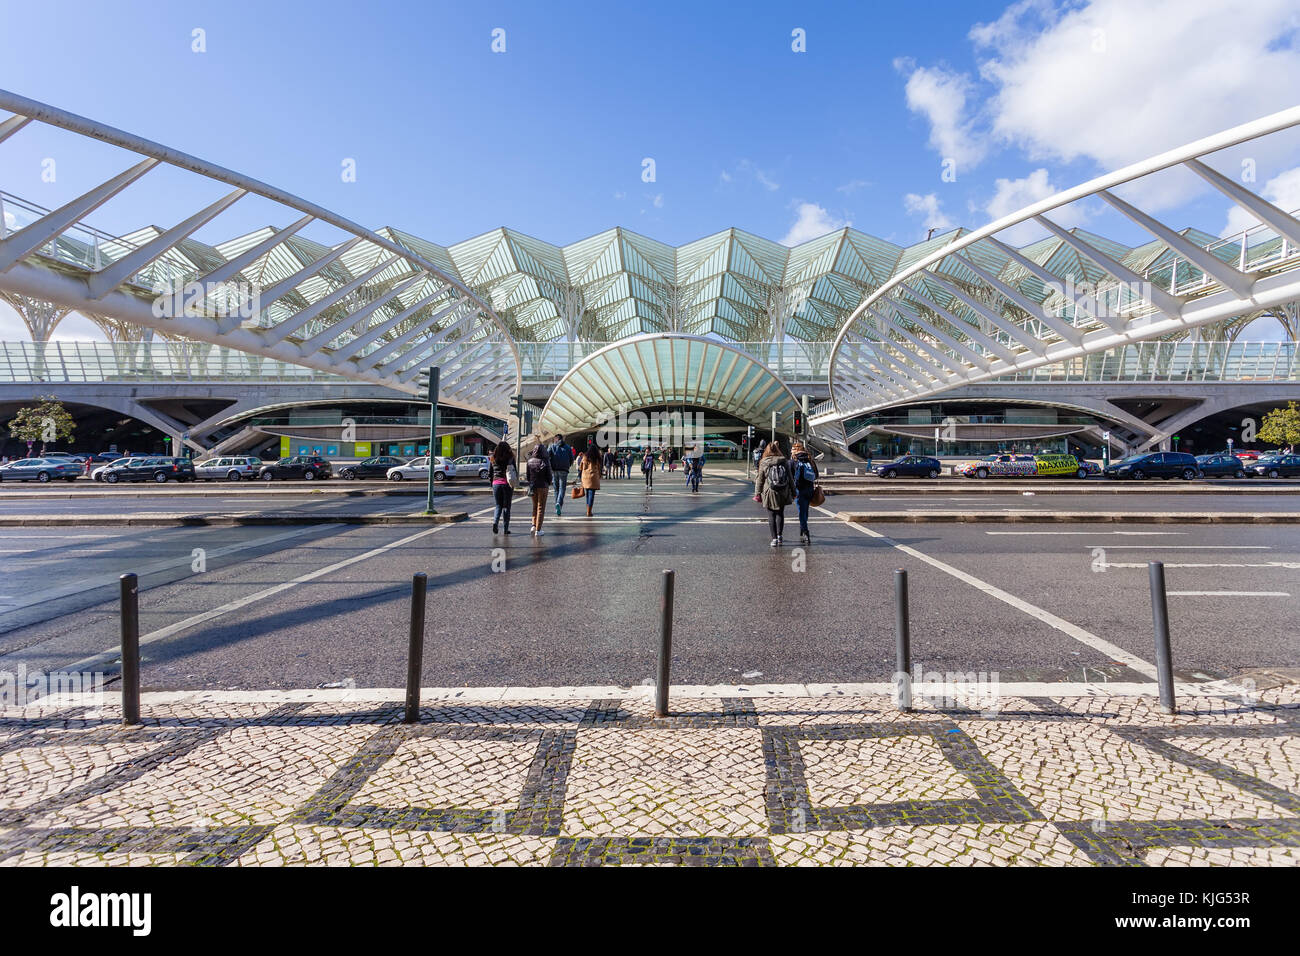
1195, 454, 1247, 478
102, 456, 195, 483
875, 455, 943, 479
956, 453, 1091, 479
194, 455, 263, 481
93, 457, 145, 481
337, 456, 406, 480
87, 452, 123, 463
1104, 451, 1199, 480
0, 457, 82, 482
258, 456, 332, 481
1234, 450, 1261, 461
451, 454, 490, 479
1251, 454, 1300, 478
386, 456, 455, 481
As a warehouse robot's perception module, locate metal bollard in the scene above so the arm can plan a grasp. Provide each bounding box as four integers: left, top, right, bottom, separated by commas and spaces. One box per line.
404, 573, 427, 723
1147, 561, 1177, 714
894, 569, 912, 712
120, 573, 140, 725
655, 569, 675, 717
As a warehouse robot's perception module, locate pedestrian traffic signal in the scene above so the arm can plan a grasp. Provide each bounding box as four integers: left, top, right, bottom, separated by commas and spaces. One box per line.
793, 411, 803, 434
414, 366, 439, 404
524, 410, 533, 434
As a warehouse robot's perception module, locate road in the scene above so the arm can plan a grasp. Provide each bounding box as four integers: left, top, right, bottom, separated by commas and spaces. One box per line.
0, 469, 1295, 691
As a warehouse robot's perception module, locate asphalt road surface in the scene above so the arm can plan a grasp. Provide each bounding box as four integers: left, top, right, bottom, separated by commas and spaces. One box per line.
0, 471, 1295, 690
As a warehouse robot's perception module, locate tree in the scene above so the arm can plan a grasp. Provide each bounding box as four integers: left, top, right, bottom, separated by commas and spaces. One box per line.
7, 396, 76, 456
1257, 401, 1300, 448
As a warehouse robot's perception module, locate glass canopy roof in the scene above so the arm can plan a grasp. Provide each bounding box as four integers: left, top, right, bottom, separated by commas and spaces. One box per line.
539, 333, 801, 436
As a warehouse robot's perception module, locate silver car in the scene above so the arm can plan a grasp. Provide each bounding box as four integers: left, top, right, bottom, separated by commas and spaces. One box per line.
452, 454, 490, 479
194, 455, 263, 481
0, 457, 83, 483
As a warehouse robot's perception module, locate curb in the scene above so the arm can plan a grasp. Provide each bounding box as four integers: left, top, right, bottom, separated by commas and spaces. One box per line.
0, 486, 494, 499
0, 513, 470, 527
837, 511, 1300, 523
820, 482, 1300, 495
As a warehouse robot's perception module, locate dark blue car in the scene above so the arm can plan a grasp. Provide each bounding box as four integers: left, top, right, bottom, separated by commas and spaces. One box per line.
875, 455, 942, 478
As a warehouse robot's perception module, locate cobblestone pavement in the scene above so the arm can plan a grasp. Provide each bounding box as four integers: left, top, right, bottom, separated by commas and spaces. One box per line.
0, 687, 1297, 867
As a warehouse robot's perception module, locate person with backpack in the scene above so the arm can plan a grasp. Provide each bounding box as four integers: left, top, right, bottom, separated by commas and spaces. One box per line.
579, 444, 602, 516
488, 442, 516, 535
755, 439, 795, 547
641, 448, 655, 489
525, 444, 553, 536
790, 441, 820, 545
547, 434, 573, 516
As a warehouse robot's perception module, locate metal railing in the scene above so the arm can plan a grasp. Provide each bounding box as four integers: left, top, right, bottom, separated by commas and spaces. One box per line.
987, 340, 1299, 384
0, 339, 841, 385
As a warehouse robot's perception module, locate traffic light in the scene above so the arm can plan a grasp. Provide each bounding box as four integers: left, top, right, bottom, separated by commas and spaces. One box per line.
793, 411, 803, 434
509, 394, 524, 418
414, 367, 440, 404
524, 410, 534, 434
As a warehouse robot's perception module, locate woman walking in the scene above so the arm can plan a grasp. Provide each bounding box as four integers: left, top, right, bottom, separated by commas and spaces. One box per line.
579, 444, 602, 516
489, 442, 516, 534
790, 441, 820, 545
755, 439, 795, 547
525, 444, 553, 536
641, 448, 655, 489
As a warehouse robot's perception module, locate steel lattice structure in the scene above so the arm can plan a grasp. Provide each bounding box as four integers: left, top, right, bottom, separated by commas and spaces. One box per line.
818, 105, 1300, 427
0, 90, 521, 419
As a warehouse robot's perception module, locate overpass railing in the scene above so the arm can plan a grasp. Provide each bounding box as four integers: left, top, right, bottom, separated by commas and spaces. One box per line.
0, 339, 837, 385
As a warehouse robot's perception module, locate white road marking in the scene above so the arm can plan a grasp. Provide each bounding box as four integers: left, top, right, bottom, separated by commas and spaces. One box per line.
1085, 546, 1271, 550
0, 525, 335, 612
62, 512, 491, 672
985, 531, 1187, 536
1167, 591, 1292, 597
820, 506, 1160, 679
1105, 562, 1300, 569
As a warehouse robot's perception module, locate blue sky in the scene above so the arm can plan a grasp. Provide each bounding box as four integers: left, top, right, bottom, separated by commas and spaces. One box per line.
2, 0, 1299, 337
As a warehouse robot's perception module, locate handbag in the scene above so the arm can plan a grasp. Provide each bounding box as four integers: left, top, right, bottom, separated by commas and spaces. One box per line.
571, 484, 584, 500
810, 485, 826, 508
506, 463, 518, 485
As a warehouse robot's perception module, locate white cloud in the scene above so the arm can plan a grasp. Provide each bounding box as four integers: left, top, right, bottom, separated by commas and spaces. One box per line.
733, 159, 780, 192
613, 191, 626, 200
976, 0, 1300, 171
651, 193, 664, 209
781, 202, 849, 246
719, 170, 732, 184
902, 192, 954, 237
899, 0, 1300, 208
980, 168, 1085, 244
837, 179, 871, 194
1222, 166, 1300, 236
895, 59, 988, 169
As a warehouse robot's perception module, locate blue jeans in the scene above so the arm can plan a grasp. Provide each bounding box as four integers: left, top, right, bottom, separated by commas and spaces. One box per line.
552, 470, 568, 510
585, 488, 597, 509
492, 483, 512, 529
796, 491, 813, 534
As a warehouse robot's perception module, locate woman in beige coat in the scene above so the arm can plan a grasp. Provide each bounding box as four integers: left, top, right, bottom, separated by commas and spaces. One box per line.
578, 445, 602, 516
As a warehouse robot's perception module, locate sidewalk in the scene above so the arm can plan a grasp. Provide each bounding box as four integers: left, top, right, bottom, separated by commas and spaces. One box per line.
1, 685, 1295, 866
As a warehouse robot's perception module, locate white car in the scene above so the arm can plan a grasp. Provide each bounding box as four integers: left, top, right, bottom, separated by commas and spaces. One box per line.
193, 455, 263, 481
386, 456, 455, 481
93, 457, 145, 481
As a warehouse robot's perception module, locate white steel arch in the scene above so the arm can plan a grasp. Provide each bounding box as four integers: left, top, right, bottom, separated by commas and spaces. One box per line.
0, 90, 521, 418
819, 105, 1300, 426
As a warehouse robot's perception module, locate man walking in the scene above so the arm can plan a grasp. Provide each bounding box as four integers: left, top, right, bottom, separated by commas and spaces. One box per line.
547, 434, 574, 516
